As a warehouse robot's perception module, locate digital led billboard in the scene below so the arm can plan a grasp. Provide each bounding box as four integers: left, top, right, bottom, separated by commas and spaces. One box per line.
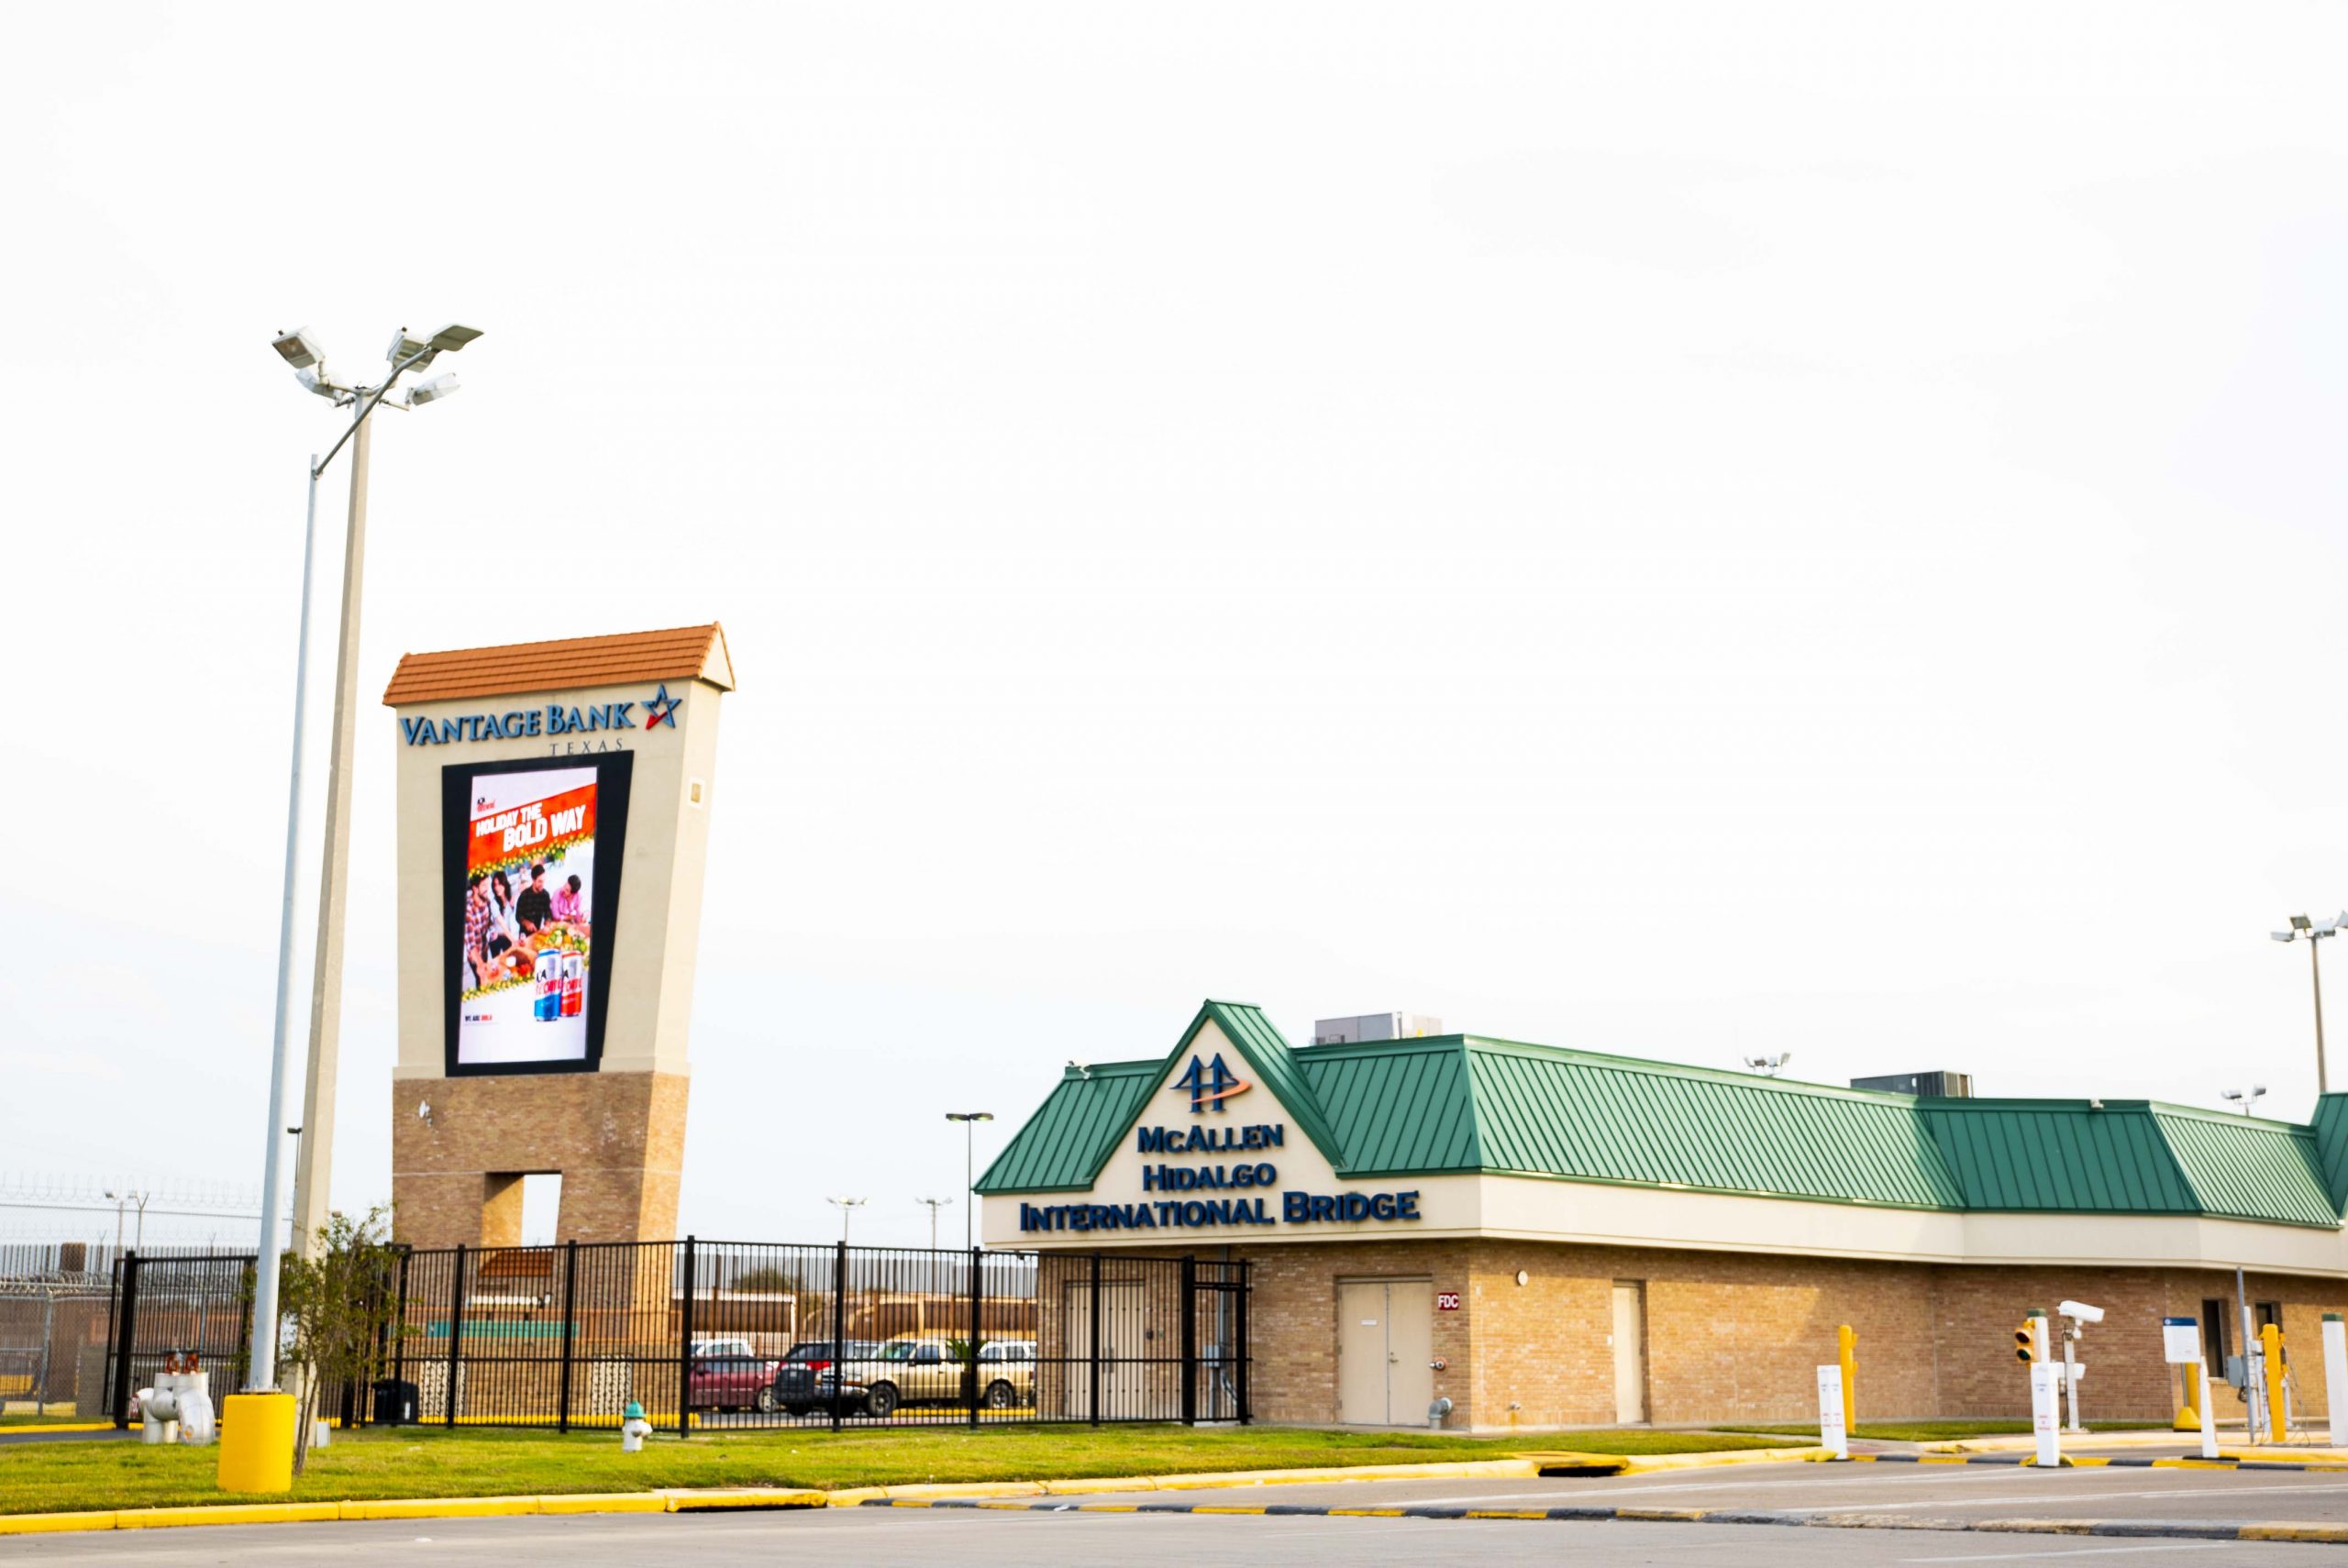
439, 753, 632, 1074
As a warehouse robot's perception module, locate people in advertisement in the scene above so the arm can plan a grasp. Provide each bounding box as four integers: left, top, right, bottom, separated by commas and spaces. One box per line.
456, 766, 600, 1067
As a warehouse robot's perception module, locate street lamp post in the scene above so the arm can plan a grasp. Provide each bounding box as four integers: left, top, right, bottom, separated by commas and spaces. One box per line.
2270, 914, 2342, 1096
916, 1198, 953, 1253
246, 323, 482, 1395
944, 1112, 994, 1253
826, 1197, 867, 1245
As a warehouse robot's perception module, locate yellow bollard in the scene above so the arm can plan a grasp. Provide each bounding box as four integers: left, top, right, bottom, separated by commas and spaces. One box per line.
1838, 1323, 1857, 1432
216, 1392, 296, 1494
2261, 1322, 2287, 1443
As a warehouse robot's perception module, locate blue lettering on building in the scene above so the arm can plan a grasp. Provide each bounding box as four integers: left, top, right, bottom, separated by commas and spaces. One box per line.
401, 698, 650, 746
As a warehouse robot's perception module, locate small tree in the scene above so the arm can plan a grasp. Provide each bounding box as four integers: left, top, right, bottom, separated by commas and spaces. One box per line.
947, 1335, 990, 1405
279, 1205, 400, 1474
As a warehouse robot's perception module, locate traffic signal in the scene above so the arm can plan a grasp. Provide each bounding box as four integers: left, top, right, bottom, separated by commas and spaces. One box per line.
2014, 1324, 2038, 1363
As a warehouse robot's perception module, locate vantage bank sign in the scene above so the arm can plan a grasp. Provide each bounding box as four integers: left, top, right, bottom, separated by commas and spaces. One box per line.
1013, 1052, 1425, 1236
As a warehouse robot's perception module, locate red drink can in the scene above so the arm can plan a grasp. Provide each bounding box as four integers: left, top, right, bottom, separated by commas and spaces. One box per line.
560, 952, 585, 1018
533, 950, 563, 1021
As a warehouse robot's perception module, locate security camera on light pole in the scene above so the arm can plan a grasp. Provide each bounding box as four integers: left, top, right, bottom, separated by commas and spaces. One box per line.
2054, 1301, 2101, 1433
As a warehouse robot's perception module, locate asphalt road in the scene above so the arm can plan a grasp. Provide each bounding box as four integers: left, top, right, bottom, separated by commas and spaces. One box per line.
15, 1455, 2348, 1565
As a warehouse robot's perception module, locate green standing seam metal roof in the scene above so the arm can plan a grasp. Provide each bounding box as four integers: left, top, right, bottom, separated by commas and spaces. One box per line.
976, 1001, 2348, 1230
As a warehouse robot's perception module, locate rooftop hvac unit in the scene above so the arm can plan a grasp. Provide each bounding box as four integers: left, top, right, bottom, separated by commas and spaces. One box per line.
1312, 1011, 1445, 1046
1850, 1070, 1975, 1099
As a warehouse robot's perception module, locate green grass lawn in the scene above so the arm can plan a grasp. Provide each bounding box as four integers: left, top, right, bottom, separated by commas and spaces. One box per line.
0, 1422, 1798, 1516
0, 1411, 91, 1428
1713, 1419, 2164, 1443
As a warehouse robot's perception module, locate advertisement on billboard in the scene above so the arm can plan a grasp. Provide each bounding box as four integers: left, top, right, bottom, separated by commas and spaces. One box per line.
439, 753, 633, 1074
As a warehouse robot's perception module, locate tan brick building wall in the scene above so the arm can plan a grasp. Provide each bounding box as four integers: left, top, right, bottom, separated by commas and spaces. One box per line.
1180, 1239, 2348, 1430
390, 1071, 688, 1248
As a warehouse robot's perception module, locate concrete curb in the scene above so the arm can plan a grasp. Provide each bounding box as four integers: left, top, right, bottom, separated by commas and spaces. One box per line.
860, 1495, 2348, 1544
1922, 1430, 2228, 1454
0, 1448, 1807, 1536
0, 1490, 831, 1537
1824, 1452, 2348, 1474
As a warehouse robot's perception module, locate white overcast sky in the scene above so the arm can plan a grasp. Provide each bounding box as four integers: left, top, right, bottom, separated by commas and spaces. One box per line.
5, 3, 2347, 1249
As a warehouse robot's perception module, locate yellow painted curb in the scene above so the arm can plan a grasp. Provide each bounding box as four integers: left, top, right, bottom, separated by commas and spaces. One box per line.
0, 1511, 118, 1537
341, 1496, 540, 1520
665, 1491, 828, 1512
116, 1502, 342, 1529
2243, 1523, 2348, 1542
537, 1493, 670, 1516
0, 1421, 117, 1436
1042, 1475, 1168, 1496
1616, 1446, 1830, 1474
873, 1481, 1049, 1501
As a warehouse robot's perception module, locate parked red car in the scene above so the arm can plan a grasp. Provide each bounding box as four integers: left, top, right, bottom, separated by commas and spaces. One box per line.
687, 1353, 782, 1413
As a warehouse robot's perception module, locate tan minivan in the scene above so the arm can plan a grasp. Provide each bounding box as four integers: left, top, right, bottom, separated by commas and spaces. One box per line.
856, 1336, 1036, 1416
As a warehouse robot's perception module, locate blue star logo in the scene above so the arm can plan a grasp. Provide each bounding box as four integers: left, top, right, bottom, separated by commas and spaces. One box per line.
644, 683, 683, 730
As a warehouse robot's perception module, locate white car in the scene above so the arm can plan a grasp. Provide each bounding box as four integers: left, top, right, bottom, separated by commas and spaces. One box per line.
690, 1336, 759, 1360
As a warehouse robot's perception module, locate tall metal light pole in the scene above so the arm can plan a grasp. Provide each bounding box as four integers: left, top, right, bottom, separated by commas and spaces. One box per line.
945, 1112, 994, 1253
916, 1198, 953, 1253
2270, 913, 2341, 1096
826, 1197, 867, 1245
246, 323, 482, 1394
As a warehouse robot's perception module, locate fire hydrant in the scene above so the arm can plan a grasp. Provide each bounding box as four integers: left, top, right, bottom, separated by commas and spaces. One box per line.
620, 1400, 653, 1452
138, 1350, 216, 1446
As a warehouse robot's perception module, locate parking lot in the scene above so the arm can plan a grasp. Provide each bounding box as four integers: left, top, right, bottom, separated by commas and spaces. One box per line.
16, 1447, 2348, 1564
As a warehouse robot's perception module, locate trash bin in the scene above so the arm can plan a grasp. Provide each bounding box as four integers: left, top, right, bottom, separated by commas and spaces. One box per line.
371, 1378, 420, 1427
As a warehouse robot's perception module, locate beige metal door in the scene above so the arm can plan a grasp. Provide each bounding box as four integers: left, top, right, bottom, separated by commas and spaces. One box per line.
1387, 1284, 1433, 1421
1337, 1279, 1432, 1425
1611, 1281, 1648, 1423
1063, 1282, 1146, 1419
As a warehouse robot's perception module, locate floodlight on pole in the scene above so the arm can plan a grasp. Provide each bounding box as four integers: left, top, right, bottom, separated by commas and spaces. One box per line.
404, 373, 460, 407
2272, 915, 2339, 1096
1742, 1052, 1792, 1077
946, 1112, 995, 1253
246, 317, 484, 1397
271, 327, 327, 370
2223, 1085, 2269, 1116
826, 1197, 868, 1244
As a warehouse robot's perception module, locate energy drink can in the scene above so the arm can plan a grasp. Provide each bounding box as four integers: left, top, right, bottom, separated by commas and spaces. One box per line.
533, 950, 563, 1021
560, 952, 585, 1018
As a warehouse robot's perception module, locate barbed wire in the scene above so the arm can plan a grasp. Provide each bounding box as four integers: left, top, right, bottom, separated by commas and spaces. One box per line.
0, 1172, 262, 1212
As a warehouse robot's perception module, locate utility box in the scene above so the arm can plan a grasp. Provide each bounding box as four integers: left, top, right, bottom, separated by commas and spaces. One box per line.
1312, 1012, 1444, 1045
1851, 1070, 1974, 1098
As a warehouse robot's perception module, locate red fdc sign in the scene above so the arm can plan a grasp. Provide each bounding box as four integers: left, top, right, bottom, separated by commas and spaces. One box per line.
1436, 1291, 1461, 1311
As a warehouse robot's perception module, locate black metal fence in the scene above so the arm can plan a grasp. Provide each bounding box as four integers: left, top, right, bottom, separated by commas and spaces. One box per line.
105, 1240, 1248, 1433
101, 1252, 257, 1425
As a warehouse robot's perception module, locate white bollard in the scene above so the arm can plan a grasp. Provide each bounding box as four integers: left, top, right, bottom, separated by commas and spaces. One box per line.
1815, 1364, 1849, 1460
2030, 1362, 2062, 1468
2198, 1364, 2219, 1460
2323, 1315, 2348, 1448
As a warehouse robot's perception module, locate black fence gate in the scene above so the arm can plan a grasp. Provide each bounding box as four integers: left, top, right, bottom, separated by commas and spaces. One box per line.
105, 1240, 1249, 1433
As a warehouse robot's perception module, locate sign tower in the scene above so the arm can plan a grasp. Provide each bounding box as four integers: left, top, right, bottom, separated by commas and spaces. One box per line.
382, 624, 733, 1246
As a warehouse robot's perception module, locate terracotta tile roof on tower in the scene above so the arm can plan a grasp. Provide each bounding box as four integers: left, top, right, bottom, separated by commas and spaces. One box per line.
382, 623, 735, 706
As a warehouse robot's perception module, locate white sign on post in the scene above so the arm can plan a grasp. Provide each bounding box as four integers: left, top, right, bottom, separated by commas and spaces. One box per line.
2163, 1317, 2202, 1364
1816, 1364, 1849, 1460
2030, 1362, 2062, 1468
